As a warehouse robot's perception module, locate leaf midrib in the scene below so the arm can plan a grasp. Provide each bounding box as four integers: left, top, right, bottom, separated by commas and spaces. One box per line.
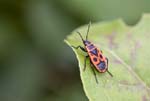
106, 48, 150, 97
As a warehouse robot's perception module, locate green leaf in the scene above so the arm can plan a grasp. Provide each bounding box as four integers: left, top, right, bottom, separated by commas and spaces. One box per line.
64, 14, 150, 101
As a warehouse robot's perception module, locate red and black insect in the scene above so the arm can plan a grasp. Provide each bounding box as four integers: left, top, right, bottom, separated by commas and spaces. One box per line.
72, 22, 113, 83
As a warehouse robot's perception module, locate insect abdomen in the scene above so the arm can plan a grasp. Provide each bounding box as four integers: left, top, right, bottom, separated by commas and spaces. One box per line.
86, 44, 107, 73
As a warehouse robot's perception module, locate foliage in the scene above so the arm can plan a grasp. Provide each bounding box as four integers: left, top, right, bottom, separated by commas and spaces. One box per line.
65, 14, 150, 101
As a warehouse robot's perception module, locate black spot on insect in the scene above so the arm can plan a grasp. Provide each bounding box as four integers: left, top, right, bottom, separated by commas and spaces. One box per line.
100, 54, 103, 59
90, 49, 98, 56
88, 44, 95, 50
84, 40, 91, 46
97, 61, 106, 70
93, 58, 97, 62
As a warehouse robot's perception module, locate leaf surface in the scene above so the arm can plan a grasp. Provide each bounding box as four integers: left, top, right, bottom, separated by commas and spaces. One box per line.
65, 14, 150, 101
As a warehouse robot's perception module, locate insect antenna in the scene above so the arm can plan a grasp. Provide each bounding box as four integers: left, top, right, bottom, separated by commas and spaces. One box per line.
76, 31, 84, 42
107, 70, 113, 77
86, 21, 91, 41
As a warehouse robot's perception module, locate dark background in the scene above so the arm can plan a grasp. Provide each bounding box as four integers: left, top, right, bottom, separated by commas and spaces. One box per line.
0, 0, 150, 101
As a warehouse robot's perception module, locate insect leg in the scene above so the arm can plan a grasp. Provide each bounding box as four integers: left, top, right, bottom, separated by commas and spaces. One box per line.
71, 45, 87, 52
90, 62, 99, 84
106, 57, 113, 77
83, 55, 89, 71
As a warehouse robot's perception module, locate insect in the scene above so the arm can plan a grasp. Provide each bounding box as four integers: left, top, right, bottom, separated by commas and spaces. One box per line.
72, 22, 113, 84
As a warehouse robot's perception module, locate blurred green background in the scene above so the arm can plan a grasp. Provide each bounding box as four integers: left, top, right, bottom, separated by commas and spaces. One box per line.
0, 0, 150, 101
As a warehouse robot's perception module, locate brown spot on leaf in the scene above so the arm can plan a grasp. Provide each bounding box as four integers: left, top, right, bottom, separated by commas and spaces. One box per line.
113, 58, 122, 64
127, 32, 133, 40
142, 95, 149, 101
130, 41, 142, 66
106, 32, 118, 49
118, 81, 146, 93
119, 80, 130, 85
